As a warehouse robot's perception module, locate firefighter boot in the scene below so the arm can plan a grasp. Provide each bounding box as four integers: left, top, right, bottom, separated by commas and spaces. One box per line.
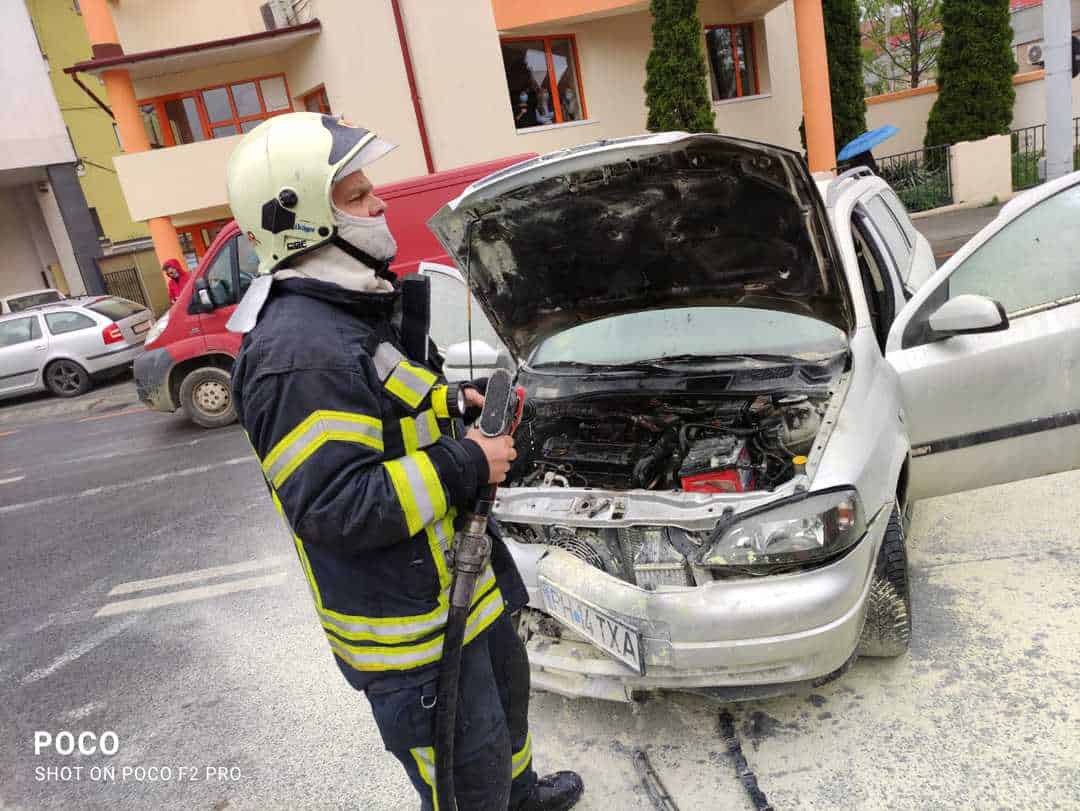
515, 771, 584, 811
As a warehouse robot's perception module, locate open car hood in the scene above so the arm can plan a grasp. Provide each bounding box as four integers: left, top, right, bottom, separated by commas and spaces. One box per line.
428, 133, 853, 359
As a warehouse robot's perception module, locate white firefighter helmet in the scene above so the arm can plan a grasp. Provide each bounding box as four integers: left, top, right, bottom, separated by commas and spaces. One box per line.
225, 112, 396, 274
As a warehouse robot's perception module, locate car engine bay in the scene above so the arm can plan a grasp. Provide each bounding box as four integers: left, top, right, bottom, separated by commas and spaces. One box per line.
501, 388, 835, 588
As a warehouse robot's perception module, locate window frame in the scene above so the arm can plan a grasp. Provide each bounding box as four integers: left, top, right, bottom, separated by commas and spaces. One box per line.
499, 34, 589, 127
301, 85, 332, 114
137, 73, 294, 148
177, 218, 232, 262
704, 23, 760, 101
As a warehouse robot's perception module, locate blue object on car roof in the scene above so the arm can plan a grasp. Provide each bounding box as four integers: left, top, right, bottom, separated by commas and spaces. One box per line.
838, 125, 900, 162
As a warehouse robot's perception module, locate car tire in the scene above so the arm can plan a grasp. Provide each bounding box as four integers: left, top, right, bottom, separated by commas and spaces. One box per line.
857, 505, 911, 658
179, 367, 236, 429
44, 359, 91, 398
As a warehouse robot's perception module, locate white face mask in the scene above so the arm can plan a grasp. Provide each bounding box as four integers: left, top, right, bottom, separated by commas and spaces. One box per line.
332, 208, 398, 262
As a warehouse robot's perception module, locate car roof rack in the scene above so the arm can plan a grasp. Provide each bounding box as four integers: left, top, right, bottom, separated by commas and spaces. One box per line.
825, 166, 876, 207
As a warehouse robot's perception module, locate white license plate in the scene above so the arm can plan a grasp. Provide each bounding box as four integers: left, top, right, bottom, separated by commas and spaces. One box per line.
132, 321, 150, 334
538, 577, 644, 675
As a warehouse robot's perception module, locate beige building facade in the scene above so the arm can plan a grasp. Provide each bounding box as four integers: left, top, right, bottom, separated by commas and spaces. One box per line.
69, 0, 823, 244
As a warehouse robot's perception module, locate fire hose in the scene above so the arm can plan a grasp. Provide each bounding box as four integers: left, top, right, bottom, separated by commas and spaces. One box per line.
434, 368, 525, 810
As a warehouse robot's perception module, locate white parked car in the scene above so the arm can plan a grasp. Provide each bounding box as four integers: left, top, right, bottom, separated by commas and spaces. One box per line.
0, 288, 65, 314
0, 297, 152, 400
428, 132, 1080, 702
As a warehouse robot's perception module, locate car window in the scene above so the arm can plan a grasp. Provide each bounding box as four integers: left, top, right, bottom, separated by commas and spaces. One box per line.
0, 316, 41, 348
5, 291, 62, 312
879, 188, 920, 247
425, 270, 502, 350
532, 307, 847, 366
237, 235, 259, 299
85, 298, 144, 321
44, 311, 96, 335
205, 239, 237, 307
863, 195, 912, 281
946, 182, 1080, 316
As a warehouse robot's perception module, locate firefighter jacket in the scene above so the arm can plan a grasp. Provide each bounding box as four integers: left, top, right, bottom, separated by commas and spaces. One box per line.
232, 277, 528, 692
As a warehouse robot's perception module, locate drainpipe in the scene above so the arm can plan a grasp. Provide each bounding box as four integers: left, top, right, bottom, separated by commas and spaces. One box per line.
389, 0, 436, 174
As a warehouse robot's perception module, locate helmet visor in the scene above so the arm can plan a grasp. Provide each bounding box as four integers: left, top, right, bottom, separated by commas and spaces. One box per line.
333, 136, 397, 182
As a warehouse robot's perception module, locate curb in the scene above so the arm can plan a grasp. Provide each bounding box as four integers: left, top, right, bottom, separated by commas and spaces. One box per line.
0, 379, 142, 428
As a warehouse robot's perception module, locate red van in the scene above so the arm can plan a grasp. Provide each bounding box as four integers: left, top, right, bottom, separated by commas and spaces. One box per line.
134, 155, 531, 428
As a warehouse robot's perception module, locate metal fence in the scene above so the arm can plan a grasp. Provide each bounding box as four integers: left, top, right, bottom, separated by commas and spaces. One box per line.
1011, 116, 1080, 191
876, 144, 953, 212
103, 267, 150, 308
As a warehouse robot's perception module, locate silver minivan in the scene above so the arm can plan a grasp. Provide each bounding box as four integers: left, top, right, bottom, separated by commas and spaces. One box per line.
0, 297, 152, 400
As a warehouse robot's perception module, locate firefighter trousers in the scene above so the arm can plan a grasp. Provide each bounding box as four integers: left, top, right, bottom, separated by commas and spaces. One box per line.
366, 610, 538, 810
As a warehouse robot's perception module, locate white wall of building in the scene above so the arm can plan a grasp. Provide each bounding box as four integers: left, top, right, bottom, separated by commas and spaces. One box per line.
0, 185, 64, 297
1, 0, 76, 172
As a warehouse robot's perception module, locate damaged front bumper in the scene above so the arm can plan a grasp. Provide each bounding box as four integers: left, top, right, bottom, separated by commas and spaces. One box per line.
508, 504, 889, 703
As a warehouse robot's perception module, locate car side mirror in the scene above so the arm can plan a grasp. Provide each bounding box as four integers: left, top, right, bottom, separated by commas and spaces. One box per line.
927, 294, 1008, 338
445, 340, 500, 369
190, 278, 213, 312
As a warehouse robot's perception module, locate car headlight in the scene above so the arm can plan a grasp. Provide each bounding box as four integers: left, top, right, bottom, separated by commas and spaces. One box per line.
698, 488, 866, 570
143, 312, 170, 347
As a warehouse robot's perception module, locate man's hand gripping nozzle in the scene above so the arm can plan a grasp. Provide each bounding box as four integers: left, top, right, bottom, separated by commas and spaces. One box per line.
435, 368, 525, 810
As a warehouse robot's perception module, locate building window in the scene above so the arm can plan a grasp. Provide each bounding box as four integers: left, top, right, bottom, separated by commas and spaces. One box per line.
705, 24, 759, 101
88, 208, 106, 242
138, 75, 293, 147
301, 86, 332, 114
500, 36, 586, 129
177, 219, 231, 267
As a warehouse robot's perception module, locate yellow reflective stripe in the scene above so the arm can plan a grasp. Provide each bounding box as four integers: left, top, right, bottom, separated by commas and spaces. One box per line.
431, 385, 451, 419
424, 507, 457, 590
511, 732, 533, 780
410, 747, 439, 811
262, 410, 383, 488
319, 563, 494, 643
385, 361, 438, 408
268, 487, 324, 611
383, 451, 447, 536
328, 587, 504, 672
400, 409, 441, 454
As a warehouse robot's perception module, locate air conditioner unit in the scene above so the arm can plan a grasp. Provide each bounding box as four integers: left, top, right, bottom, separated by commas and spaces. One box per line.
260, 0, 293, 30
1026, 42, 1044, 66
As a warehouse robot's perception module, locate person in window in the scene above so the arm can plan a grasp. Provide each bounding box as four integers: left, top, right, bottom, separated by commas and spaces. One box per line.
535, 88, 555, 125
561, 87, 580, 121
163, 258, 188, 304
514, 88, 537, 129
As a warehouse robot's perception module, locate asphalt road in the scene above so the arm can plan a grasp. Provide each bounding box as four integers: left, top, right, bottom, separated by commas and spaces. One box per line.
2, 386, 1079, 810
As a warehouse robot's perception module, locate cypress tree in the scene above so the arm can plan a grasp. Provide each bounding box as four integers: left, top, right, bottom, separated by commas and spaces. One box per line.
824, 0, 867, 153
924, 0, 1016, 147
644, 0, 716, 132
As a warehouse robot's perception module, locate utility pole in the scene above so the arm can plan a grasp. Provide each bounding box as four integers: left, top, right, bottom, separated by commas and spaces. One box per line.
1042, 0, 1073, 181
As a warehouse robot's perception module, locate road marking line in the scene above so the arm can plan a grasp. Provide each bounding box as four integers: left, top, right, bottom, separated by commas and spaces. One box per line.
108, 556, 292, 596
0, 456, 256, 515
0, 476, 24, 485
78, 406, 148, 423
21, 617, 138, 685
95, 572, 288, 617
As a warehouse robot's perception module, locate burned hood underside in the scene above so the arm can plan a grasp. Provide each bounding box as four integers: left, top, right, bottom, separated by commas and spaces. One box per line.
429, 134, 853, 357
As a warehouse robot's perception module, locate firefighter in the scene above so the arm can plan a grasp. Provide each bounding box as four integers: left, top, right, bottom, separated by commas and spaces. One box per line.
224, 112, 584, 811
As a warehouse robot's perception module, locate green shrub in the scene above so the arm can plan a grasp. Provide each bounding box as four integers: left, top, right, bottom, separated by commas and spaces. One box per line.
824, 0, 866, 152
644, 0, 715, 133
924, 0, 1016, 149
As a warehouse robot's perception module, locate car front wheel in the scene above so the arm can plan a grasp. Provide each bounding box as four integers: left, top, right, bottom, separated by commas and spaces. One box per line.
45, 359, 91, 398
857, 505, 911, 657
179, 367, 236, 429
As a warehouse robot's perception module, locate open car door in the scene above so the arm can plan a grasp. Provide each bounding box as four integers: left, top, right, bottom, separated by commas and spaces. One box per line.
886, 172, 1080, 501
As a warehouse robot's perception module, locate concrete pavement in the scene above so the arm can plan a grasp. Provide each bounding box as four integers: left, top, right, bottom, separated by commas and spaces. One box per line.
2, 406, 1078, 809
912, 203, 1004, 263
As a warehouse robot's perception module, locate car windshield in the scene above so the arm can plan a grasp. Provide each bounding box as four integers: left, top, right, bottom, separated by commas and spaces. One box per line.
6, 291, 62, 312
86, 298, 145, 321
530, 307, 848, 367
